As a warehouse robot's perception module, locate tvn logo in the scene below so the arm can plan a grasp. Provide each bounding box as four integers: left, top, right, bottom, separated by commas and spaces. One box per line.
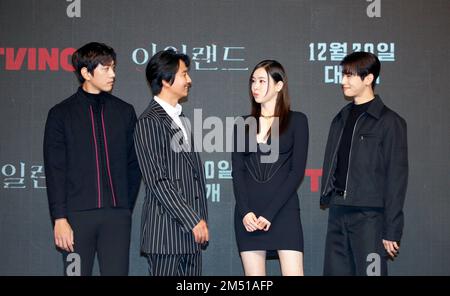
0, 47, 76, 71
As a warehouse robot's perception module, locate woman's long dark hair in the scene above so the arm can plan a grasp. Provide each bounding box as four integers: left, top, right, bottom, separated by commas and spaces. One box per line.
249, 60, 291, 137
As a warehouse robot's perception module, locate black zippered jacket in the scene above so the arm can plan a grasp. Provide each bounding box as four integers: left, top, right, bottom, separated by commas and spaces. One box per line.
320, 95, 408, 241
44, 88, 141, 221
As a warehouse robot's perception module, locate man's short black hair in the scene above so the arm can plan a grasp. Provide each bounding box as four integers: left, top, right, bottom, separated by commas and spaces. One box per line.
341, 51, 381, 89
145, 49, 190, 95
71, 42, 116, 83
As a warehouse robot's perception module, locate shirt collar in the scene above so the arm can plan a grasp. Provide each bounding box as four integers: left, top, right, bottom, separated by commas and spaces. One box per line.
153, 96, 182, 117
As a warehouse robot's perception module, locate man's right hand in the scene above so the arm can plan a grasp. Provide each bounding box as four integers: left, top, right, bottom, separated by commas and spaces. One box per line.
54, 218, 74, 252
192, 219, 209, 244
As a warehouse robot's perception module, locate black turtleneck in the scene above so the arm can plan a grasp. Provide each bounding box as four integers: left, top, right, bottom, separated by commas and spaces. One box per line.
81, 88, 113, 208
334, 99, 373, 191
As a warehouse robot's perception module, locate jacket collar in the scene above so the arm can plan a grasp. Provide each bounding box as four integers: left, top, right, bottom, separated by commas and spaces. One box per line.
149, 99, 196, 169
339, 94, 385, 121
149, 99, 181, 132
149, 98, 169, 118
365, 95, 385, 119
76, 87, 107, 106
153, 96, 183, 118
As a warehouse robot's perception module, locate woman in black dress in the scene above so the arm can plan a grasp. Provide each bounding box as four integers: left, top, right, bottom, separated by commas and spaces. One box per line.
232, 60, 309, 275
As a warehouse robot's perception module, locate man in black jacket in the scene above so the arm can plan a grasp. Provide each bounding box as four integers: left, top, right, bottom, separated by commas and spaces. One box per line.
44, 42, 141, 275
320, 51, 408, 276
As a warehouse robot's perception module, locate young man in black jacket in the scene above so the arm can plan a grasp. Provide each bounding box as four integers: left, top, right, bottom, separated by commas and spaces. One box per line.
44, 42, 141, 275
320, 51, 408, 276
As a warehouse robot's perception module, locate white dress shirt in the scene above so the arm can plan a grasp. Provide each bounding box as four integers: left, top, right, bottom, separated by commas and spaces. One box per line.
153, 96, 189, 144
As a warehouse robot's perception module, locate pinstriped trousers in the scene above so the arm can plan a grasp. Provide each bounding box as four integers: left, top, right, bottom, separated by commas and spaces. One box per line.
145, 252, 202, 276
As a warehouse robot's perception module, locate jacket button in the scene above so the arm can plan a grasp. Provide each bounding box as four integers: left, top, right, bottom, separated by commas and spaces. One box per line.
195, 196, 199, 200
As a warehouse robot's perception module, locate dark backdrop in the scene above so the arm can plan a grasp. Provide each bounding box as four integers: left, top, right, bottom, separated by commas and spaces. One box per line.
0, 0, 449, 275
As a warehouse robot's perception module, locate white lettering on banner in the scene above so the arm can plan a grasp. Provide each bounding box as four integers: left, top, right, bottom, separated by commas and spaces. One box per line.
1, 162, 46, 189
0, 159, 324, 194
206, 183, 220, 202
131, 48, 149, 65
325, 65, 342, 84
309, 41, 394, 84
131, 43, 248, 71
204, 161, 215, 179
204, 160, 232, 180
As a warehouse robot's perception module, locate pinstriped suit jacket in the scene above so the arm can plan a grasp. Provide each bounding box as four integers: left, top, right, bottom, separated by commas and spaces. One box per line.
134, 99, 208, 254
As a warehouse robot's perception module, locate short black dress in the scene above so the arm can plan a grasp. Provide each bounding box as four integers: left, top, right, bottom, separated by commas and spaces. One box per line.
232, 111, 309, 255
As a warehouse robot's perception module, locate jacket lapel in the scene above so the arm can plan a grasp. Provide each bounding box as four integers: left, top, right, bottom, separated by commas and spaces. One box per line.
150, 100, 196, 169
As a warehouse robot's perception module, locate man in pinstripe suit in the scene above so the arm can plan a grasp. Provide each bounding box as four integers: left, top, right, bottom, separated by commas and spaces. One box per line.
134, 49, 209, 276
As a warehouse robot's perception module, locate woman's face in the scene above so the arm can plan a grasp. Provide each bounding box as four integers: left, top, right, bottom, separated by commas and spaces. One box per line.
251, 67, 280, 105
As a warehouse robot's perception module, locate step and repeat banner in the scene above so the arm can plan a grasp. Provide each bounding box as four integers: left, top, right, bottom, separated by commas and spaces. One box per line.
0, 0, 449, 275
